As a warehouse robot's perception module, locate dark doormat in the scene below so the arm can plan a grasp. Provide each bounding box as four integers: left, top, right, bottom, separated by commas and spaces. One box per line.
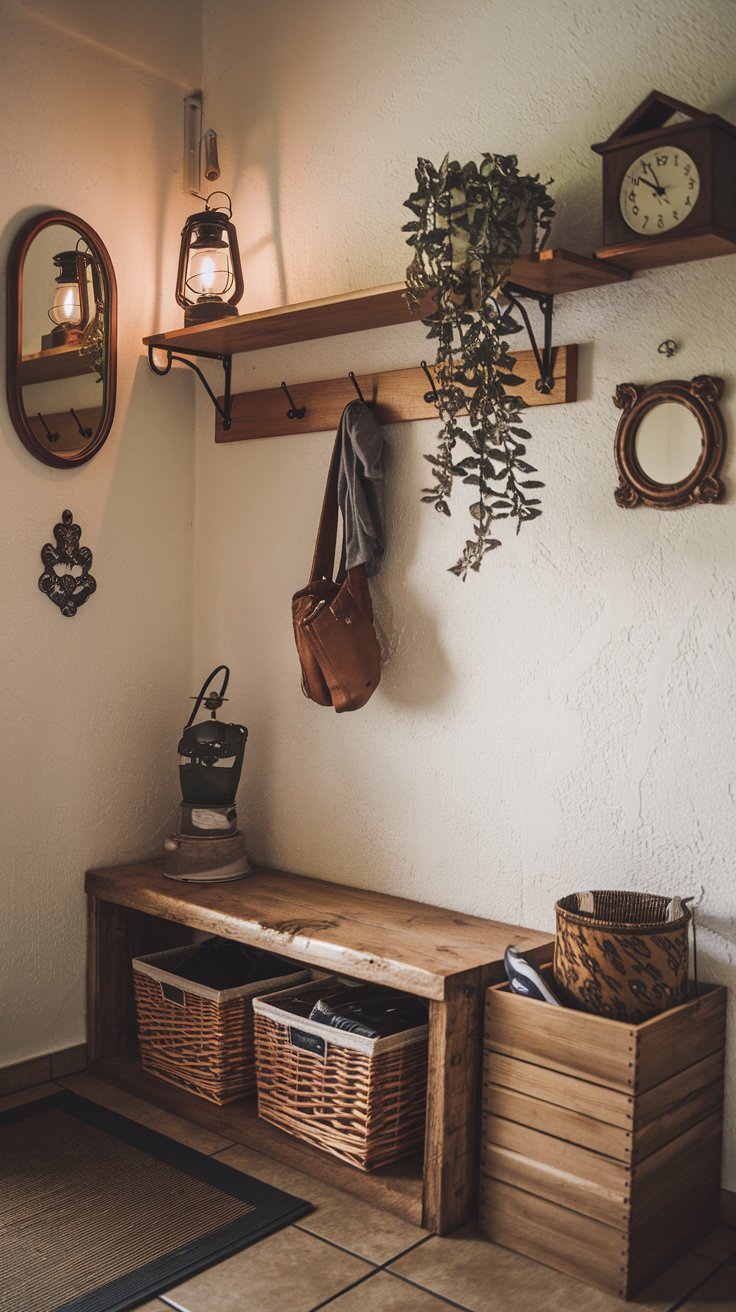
0, 1089, 311, 1312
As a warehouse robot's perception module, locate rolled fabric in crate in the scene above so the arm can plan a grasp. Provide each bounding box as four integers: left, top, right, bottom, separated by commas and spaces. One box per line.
553, 890, 691, 1022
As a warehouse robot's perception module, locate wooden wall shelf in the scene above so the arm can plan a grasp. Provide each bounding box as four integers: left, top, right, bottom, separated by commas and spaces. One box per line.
21, 343, 94, 386
142, 249, 629, 359
216, 346, 578, 444
595, 223, 736, 272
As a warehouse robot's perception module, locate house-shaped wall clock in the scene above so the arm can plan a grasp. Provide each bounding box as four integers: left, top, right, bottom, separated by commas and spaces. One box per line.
592, 90, 736, 271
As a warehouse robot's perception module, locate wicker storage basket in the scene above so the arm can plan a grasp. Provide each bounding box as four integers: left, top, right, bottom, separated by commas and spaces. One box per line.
554, 890, 691, 1022
253, 977, 428, 1171
132, 942, 310, 1105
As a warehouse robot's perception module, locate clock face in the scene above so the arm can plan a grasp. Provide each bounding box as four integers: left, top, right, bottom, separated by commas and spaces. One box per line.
619, 147, 700, 235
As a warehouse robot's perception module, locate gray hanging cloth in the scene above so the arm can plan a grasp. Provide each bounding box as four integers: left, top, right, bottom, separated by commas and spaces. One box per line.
336, 399, 385, 577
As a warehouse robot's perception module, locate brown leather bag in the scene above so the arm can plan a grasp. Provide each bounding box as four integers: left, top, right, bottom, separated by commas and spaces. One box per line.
292, 434, 381, 713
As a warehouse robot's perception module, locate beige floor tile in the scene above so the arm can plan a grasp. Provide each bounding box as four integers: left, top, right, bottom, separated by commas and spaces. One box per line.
691, 1225, 736, 1261
161, 1225, 372, 1312
215, 1142, 427, 1264
325, 1270, 457, 1309
677, 1261, 736, 1309
390, 1228, 718, 1312
57, 1071, 235, 1155
0, 1081, 59, 1113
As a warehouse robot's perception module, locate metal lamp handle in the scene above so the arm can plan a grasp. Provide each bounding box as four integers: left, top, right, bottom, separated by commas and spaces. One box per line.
185, 665, 231, 728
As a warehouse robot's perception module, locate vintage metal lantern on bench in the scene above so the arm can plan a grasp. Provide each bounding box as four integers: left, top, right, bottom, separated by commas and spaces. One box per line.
164, 664, 250, 882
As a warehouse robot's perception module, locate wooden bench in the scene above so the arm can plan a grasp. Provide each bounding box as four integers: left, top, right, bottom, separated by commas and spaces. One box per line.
86, 860, 552, 1234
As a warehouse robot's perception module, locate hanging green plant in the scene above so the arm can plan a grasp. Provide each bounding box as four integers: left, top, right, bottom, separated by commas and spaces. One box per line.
403, 154, 555, 578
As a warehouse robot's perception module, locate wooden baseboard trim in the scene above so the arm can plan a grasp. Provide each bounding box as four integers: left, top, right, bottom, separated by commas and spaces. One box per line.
721, 1188, 736, 1226
0, 1043, 87, 1096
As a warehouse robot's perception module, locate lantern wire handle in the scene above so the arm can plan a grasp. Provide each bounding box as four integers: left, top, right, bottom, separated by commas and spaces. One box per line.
185, 665, 231, 727
191, 190, 233, 217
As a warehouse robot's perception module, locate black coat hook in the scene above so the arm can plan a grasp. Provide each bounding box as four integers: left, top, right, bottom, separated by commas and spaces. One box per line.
348, 371, 373, 406
281, 380, 306, 420
420, 360, 439, 404
70, 407, 93, 439
38, 412, 59, 443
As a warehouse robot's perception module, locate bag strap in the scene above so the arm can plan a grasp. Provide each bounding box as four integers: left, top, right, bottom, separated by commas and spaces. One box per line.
309, 431, 342, 583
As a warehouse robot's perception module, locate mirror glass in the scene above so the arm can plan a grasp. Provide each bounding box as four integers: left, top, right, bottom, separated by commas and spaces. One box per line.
634, 401, 703, 486
8, 213, 116, 466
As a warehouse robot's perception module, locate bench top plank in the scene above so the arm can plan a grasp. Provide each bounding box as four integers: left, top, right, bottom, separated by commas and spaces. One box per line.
86, 861, 552, 999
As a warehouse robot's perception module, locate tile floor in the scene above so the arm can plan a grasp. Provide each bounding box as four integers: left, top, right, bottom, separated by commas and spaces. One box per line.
4, 1075, 735, 1312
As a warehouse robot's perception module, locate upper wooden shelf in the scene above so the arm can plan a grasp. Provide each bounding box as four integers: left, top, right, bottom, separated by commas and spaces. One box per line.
86, 859, 552, 1001
21, 343, 93, 385
142, 249, 630, 358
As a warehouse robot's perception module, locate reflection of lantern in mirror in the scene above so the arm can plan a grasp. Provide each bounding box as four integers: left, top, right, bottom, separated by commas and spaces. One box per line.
43, 250, 90, 349
164, 665, 251, 883
176, 192, 243, 326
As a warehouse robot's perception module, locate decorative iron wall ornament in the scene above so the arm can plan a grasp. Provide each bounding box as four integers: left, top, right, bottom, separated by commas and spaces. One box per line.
613, 375, 726, 509
39, 509, 96, 617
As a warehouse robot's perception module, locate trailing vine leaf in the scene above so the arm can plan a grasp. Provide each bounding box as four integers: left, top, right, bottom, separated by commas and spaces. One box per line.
403, 153, 554, 578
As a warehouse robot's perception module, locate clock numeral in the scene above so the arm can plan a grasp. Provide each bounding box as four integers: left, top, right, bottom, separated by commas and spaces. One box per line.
628, 189, 637, 201
685, 195, 691, 207
657, 214, 664, 228
674, 154, 679, 166
642, 215, 649, 228
688, 178, 695, 189
656, 153, 668, 166
683, 164, 691, 175
672, 211, 679, 221
632, 205, 639, 216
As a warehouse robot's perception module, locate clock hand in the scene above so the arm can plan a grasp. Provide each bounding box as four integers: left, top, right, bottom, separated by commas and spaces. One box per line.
643, 161, 667, 196
635, 175, 659, 191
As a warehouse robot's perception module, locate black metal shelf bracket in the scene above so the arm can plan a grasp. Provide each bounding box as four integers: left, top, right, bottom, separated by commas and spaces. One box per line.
147, 344, 233, 430
503, 283, 555, 394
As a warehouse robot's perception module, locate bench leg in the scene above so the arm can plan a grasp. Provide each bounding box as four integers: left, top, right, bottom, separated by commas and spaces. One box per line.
422, 973, 483, 1234
86, 895, 191, 1062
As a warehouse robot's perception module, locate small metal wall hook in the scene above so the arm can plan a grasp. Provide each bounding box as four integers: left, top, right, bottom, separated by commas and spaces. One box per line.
658, 339, 678, 358
38, 412, 59, 443
70, 407, 92, 440
281, 380, 306, 420
348, 371, 372, 405
420, 360, 439, 404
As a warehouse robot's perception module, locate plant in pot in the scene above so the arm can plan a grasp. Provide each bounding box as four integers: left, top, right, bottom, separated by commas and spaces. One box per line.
403, 154, 555, 578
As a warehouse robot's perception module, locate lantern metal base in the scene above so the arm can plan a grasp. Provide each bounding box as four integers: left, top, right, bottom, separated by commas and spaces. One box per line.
184, 301, 239, 326
163, 828, 251, 883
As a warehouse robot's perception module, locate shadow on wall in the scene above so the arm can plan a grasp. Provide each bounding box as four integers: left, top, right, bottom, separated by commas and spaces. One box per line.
370, 424, 452, 709
209, 7, 288, 310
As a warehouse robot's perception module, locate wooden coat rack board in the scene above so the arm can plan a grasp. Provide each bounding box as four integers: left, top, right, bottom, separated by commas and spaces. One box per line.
215, 345, 578, 443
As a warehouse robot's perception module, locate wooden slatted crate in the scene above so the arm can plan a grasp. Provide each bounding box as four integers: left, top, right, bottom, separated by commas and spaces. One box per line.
480, 973, 726, 1299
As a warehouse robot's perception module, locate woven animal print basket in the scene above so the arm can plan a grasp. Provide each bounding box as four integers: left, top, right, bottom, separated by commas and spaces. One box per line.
554, 890, 692, 1023
253, 977, 428, 1171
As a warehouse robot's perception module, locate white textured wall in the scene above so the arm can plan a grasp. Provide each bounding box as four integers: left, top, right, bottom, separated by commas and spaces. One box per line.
0, 0, 201, 1063
198, 0, 736, 1186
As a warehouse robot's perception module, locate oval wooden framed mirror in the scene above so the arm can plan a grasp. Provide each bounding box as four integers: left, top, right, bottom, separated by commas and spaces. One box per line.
613, 376, 725, 509
6, 210, 117, 468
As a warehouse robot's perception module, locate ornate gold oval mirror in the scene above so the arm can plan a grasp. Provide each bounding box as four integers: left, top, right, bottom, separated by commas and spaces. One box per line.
6, 211, 117, 467
614, 376, 725, 509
